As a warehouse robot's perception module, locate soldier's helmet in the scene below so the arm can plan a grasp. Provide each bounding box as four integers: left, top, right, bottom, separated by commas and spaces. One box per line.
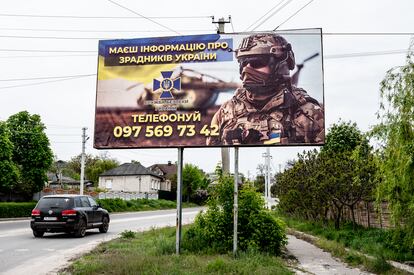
235, 33, 295, 92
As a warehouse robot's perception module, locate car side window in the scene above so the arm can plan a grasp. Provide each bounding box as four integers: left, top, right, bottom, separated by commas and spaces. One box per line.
88, 197, 97, 207
80, 197, 91, 207
74, 197, 82, 207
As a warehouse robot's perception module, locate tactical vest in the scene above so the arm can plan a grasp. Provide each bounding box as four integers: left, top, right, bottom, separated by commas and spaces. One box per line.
215, 87, 323, 145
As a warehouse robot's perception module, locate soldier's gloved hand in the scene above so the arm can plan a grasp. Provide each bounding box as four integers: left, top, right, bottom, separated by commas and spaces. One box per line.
223, 128, 243, 144
241, 129, 262, 143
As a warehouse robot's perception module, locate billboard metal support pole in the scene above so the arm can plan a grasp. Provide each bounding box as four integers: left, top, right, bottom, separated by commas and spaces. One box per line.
221, 147, 230, 174
176, 147, 184, 255
266, 147, 271, 207
233, 147, 239, 256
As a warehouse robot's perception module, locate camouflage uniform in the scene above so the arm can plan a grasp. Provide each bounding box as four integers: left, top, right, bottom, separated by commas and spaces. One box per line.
207, 32, 324, 145
207, 86, 324, 145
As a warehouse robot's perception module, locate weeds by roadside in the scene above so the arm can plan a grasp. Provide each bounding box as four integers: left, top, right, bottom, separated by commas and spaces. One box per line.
282, 214, 413, 274
63, 226, 293, 275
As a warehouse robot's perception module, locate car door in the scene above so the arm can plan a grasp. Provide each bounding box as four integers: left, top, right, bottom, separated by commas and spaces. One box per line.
88, 197, 103, 223
80, 196, 94, 224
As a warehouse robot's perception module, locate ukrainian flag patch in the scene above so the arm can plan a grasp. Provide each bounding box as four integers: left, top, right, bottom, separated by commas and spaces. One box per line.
264, 131, 281, 144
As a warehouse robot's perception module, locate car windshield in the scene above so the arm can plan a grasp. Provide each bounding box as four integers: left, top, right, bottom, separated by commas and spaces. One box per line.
37, 197, 74, 209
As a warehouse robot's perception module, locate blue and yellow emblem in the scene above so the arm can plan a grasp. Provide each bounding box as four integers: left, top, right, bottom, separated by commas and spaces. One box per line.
264, 130, 281, 144
153, 71, 181, 99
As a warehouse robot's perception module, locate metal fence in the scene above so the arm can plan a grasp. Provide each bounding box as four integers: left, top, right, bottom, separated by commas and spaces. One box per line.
35, 189, 158, 201
98, 191, 158, 200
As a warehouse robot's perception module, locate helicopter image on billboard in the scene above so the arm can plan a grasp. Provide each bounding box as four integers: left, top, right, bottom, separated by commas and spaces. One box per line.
137, 67, 240, 111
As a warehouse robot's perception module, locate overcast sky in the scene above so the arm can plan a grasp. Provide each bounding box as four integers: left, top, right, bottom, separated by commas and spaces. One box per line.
0, 0, 413, 179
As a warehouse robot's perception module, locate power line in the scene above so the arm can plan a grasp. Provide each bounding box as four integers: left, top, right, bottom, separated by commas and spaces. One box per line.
323, 32, 414, 36
2, 32, 413, 41
0, 49, 95, 53
47, 134, 81, 136
252, 0, 293, 31
0, 74, 95, 82
47, 124, 85, 129
244, 0, 285, 32
0, 74, 94, 91
0, 54, 95, 59
0, 31, 216, 39
274, 0, 314, 30
0, 13, 211, 19
230, 16, 235, 33
0, 27, 214, 33
0, 35, 113, 40
50, 141, 80, 144
324, 49, 408, 59
106, 0, 180, 35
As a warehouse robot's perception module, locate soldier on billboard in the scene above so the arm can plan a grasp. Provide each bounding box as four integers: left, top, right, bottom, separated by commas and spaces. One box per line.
207, 33, 324, 145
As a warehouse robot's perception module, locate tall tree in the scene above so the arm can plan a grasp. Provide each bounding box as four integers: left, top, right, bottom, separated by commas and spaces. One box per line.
182, 163, 206, 202
0, 121, 19, 194
371, 53, 414, 242
7, 111, 53, 197
254, 164, 266, 193
86, 158, 119, 185
320, 121, 368, 229
65, 153, 96, 180
275, 121, 377, 229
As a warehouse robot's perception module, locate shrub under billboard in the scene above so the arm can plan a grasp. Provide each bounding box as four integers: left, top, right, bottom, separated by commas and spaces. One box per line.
94, 28, 324, 149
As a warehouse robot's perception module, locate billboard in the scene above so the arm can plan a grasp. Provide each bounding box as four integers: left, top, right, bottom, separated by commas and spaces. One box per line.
94, 28, 324, 149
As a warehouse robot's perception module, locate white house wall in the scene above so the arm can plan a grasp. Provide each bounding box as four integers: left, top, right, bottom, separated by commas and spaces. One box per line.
99, 175, 161, 193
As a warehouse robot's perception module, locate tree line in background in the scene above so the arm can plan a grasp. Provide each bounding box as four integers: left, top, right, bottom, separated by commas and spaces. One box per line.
0, 111, 53, 200
49, 153, 119, 187
0, 110, 212, 202
274, 121, 377, 229
274, 54, 414, 251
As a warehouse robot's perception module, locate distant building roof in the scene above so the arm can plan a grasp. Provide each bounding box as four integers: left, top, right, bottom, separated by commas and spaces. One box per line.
100, 162, 163, 179
148, 161, 177, 178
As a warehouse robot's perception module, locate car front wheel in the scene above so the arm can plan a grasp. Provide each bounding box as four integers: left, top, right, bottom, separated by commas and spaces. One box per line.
33, 230, 44, 238
99, 216, 109, 233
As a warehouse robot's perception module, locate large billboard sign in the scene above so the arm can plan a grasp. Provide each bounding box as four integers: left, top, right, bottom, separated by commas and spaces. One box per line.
94, 28, 324, 149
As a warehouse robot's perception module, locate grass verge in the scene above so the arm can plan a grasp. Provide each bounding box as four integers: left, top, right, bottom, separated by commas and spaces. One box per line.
62, 226, 293, 275
281, 214, 413, 274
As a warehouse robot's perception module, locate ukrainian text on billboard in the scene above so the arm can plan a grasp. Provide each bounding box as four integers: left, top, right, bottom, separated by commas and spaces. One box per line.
94, 29, 325, 148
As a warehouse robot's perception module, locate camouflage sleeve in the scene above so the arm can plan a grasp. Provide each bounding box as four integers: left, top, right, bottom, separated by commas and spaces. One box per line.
294, 101, 325, 143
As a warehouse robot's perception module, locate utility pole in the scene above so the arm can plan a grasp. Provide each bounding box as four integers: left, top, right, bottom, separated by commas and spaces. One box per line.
267, 148, 271, 201
213, 15, 232, 174
221, 148, 230, 174
212, 15, 238, 255
262, 149, 272, 207
80, 127, 88, 195
212, 16, 231, 34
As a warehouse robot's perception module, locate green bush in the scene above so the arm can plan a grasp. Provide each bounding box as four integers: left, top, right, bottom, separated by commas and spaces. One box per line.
183, 175, 287, 255
97, 198, 128, 212
120, 230, 136, 239
0, 202, 37, 218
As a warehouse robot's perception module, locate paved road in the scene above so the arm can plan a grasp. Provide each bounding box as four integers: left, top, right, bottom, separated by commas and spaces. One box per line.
286, 235, 373, 275
0, 207, 203, 275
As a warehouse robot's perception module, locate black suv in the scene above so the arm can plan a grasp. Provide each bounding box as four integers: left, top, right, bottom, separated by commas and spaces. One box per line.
30, 195, 110, 238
